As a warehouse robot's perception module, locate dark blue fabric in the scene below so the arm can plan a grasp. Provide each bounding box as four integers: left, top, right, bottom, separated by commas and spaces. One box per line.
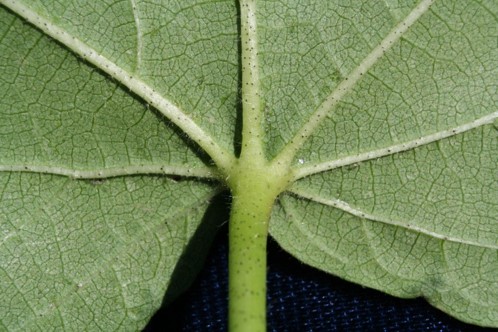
145, 226, 496, 332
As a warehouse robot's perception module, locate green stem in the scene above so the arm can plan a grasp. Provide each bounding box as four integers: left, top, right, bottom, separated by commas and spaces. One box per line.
228, 179, 273, 332
227, 1, 292, 331
228, 166, 288, 332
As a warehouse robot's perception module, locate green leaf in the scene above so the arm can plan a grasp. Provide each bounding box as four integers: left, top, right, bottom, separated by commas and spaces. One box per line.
265, 0, 498, 327
0, 173, 219, 330
0, 0, 497, 330
0, 1, 230, 329
272, 125, 498, 325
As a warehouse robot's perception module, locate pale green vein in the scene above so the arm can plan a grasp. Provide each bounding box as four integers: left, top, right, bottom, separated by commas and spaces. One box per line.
239, 0, 265, 161
130, 0, 142, 71
272, 0, 435, 167
288, 188, 498, 250
0, 0, 236, 173
292, 111, 498, 180
0, 164, 220, 180
279, 198, 346, 264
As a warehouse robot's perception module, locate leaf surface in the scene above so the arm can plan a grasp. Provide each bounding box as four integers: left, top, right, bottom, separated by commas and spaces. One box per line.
0, 174, 218, 330
0, 1, 231, 330
265, 0, 498, 326
0, 0, 497, 329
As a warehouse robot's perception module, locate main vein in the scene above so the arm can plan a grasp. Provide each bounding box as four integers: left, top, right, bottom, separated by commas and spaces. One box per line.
273, 0, 435, 167
1, 0, 236, 173
239, 0, 265, 161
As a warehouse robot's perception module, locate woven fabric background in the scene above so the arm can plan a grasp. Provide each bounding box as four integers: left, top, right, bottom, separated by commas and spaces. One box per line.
145, 225, 495, 332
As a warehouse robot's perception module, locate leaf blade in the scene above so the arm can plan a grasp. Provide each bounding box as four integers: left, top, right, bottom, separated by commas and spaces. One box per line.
272, 124, 498, 326
0, 3, 228, 329
263, 1, 497, 326
0, 173, 220, 330
1, 0, 238, 169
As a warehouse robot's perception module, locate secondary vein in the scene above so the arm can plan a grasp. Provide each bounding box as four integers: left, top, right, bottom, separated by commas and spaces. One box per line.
0, 164, 220, 180
293, 111, 498, 180
130, 0, 142, 71
280, 198, 347, 264
288, 188, 498, 250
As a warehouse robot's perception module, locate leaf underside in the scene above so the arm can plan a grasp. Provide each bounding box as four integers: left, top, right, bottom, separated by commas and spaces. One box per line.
0, 0, 497, 330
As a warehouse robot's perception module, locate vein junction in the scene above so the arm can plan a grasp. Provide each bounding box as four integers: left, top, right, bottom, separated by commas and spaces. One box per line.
273, 0, 436, 168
